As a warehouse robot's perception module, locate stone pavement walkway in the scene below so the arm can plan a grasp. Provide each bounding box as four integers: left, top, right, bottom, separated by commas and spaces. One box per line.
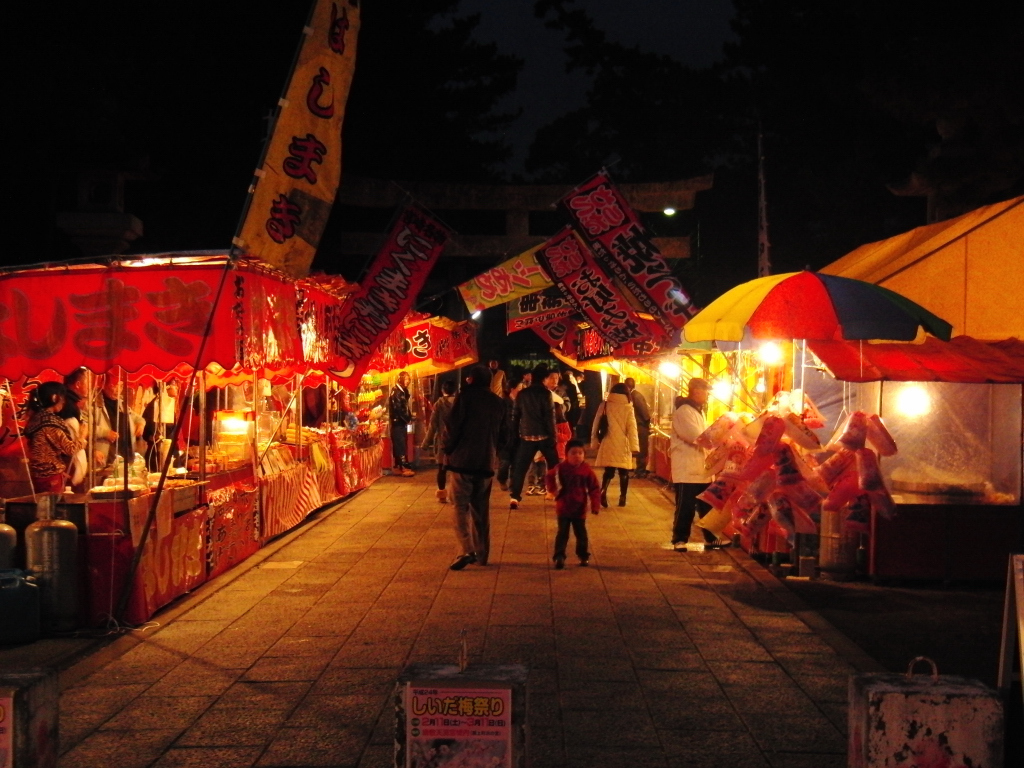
55, 471, 880, 768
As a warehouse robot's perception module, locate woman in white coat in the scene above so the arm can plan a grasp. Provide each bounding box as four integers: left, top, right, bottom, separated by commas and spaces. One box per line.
591, 383, 639, 507
670, 377, 714, 547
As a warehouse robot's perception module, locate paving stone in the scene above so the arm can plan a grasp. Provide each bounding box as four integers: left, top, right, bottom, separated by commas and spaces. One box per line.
176, 708, 287, 747
264, 634, 348, 657
101, 695, 216, 730
559, 681, 647, 710
561, 708, 659, 747
241, 653, 334, 681
286, 693, 387, 730
57, 729, 181, 768
215, 681, 312, 710
142, 662, 245, 698
765, 754, 846, 768
660, 729, 770, 767
789, 673, 849, 703
150, 746, 266, 767
312, 667, 399, 696
59, 684, 150, 752
742, 714, 846, 753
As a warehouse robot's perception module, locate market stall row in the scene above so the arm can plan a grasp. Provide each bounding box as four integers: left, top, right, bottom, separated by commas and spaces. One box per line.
0, 253, 477, 631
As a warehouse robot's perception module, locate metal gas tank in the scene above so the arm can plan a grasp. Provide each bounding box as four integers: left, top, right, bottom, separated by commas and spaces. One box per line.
24, 495, 78, 634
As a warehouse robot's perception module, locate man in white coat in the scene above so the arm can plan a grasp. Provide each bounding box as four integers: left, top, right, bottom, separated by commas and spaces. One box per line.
670, 377, 714, 548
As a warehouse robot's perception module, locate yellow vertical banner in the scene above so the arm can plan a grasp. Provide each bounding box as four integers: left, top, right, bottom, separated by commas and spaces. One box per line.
235, 0, 360, 277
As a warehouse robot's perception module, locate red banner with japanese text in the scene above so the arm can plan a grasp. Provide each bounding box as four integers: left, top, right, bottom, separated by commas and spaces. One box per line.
235, 0, 360, 278
561, 171, 697, 334
0, 259, 310, 380
506, 287, 575, 333
531, 316, 577, 350
404, 320, 433, 364
329, 205, 450, 381
533, 227, 652, 348
431, 324, 454, 366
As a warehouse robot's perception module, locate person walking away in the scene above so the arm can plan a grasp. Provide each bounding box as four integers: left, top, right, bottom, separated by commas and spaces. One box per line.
546, 439, 602, 569
422, 380, 457, 501
670, 377, 715, 549
388, 370, 416, 476
624, 377, 651, 477
591, 383, 639, 507
488, 359, 507, 397
509, 365, 560, 509
443, 365, 508, 570
25, 382, 88, 494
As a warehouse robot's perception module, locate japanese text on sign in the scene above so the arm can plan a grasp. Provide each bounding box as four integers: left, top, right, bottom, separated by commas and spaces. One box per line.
406, 686, 511, 768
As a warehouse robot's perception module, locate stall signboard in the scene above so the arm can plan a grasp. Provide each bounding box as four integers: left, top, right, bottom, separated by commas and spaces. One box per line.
235, 0, 361, 278
450, 320, 479, 365
404, 320, 433, 363
561, 171, 698, 335
0, 259, 310, 380
330, 205, 449, 381
431, 324, 454, 366
458, 246, 553, 312
405, 684, 512, 768
506, 286, 574, 333
534, 227, 652, 348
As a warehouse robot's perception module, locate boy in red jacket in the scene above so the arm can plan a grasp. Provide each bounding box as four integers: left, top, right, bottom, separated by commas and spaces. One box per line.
545, 439, 602, 569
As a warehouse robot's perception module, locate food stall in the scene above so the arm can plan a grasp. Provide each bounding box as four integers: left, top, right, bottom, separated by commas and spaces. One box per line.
0, 253, 423, 626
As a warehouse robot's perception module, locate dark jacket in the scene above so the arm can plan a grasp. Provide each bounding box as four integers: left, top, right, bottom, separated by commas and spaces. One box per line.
388, 383, 413, 425
443, 386, 508, 477
513, 383, 556, 440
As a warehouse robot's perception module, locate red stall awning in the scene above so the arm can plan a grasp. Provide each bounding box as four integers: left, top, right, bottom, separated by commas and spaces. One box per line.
0, 253, 348, 381
808, 336, 1024, 383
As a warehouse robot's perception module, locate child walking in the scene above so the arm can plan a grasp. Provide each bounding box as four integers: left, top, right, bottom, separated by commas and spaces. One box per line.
545, 439, 602, 569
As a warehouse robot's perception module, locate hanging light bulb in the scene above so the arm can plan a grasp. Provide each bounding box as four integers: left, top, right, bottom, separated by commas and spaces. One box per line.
754, 376, 767, 393
758, 342, 783, 365
712, 379, 734, 401
659, 361, 681, 379
895, 385, 931, 417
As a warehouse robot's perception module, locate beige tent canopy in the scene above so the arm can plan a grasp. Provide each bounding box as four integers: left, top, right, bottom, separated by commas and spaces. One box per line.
821, 196, 1024, 340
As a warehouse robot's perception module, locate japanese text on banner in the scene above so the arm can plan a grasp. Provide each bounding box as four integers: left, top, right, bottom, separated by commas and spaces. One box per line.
330, 206, 449, 381
534, 228, 648, 348
506, 286, 574, 333
561, 171, 697, 334
236, 0, 360, 278
406, 686, 512, 768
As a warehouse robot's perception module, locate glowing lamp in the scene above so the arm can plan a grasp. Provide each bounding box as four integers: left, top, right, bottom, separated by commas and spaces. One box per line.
658, 361, 681, 379
757, 342, 784, 365
895, 385, 931, 417
712, 379, 734, 401
663, 207, 676, 216
471, 310, 482, 320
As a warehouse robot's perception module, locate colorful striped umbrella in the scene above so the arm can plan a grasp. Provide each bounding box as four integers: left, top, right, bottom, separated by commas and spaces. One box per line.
682, 271, 953, 343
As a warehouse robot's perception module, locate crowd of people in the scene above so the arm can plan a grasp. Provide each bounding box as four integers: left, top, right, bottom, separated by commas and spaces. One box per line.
402, 360, 720, 572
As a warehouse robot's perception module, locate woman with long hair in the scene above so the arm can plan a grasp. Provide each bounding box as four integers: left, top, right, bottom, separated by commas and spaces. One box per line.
25, 381, 88, 494
590, 382, 639, 507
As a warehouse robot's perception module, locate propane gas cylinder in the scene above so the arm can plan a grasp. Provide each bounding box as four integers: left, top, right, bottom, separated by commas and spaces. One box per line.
25, 493, 78, 633
0, 514, 16, 569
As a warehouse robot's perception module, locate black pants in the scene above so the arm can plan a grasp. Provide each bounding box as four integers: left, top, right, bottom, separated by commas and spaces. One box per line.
390, 421, 409, 469
673, 482, 712, 544
510, 437, 559, 500
436, 464, 446, 490
553, 517, 589, 561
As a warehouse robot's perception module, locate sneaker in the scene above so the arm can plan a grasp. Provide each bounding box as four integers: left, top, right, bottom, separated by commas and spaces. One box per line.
553, 557, 565, 570
435, 489, 447, 501
449, 553, 476, 571
544, 491, 556, 501
509, 498, 520, 510
672, 541, 688, 551
401, 468, 416, 477
579, 558, 589, 567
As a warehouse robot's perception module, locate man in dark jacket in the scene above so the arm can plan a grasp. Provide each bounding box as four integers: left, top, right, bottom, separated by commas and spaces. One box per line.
388, 371, 415, 476
444, 365, 508, 570
508, 364, 560, 509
